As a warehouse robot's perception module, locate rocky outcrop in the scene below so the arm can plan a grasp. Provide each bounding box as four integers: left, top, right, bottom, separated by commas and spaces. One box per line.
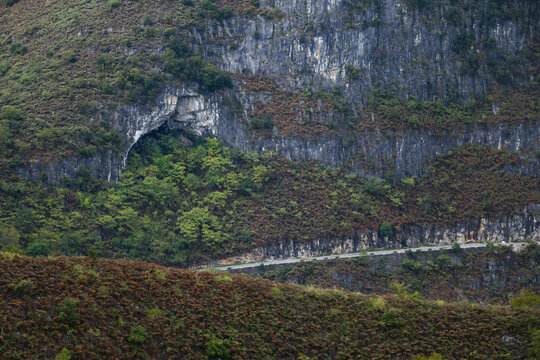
216, 204, 540, 264
201, 0, 539, 102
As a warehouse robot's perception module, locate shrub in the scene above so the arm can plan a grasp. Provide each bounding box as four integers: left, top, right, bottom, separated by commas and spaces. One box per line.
408, 115, 421, 128
380, 308, 404, 328
0, 106, 22, 121
215, 275, 233, 283
250, 118, 273, 130
509, 289, 540, 309
58, 298, 80, 325
435, 254, 451, 269
412, 353, 443, 360
142, 16, 153, 26
3, 0, 20, 6
10, 43, 27, 55
10, 279, 35, 297
2, 244, 25, 255
26, 240, 49, 257
206, 338, 232, 359
62, 50, 78, 64
109, 0, 120, 9
0, 226, 20, 247
55, 348, 72, 360
530, 329, 540, 360
401, 259, 422, 273
345, 64, 361, 81
379, 222, 393, 237
0, 60, 10, 76
452, 33, 474, 56
446, 7, 462, 25
146, 307, 162, 319
129, 325, 147, 344
367, 297, 386, 311
199, 64, 232, 92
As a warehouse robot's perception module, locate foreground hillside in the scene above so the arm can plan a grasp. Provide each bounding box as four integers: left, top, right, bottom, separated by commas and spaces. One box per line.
1, 253, 539, 359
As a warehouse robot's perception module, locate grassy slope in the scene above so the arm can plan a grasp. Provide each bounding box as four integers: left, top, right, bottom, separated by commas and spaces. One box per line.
1, 253, 539, 359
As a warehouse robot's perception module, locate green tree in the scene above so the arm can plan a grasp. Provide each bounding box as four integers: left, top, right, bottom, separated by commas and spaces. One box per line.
510, 289, 540, 309
529, 329, 540, 360
0, 226, 21, 248
177, 207, 225, 247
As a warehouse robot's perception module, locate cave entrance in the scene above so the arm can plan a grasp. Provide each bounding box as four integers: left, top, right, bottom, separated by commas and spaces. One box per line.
124, 124, 198, 171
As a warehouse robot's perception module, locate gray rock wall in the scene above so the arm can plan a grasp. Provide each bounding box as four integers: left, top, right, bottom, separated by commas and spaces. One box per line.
216, 204, 540, 264
201, 0, 539, 102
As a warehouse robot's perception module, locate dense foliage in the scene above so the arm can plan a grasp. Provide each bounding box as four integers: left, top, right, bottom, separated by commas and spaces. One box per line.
1, 253, 539, 359
236, 243, 540, 305
0, 130, 538, 266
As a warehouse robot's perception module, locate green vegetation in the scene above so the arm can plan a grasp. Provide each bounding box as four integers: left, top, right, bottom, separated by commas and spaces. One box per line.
379, 222, 393, 237
0, 130, 537, 266
9, 279, 34, 297
0, 254, 538, 359
128, 325, 147, 345
163, 38, 232, 92
55, 348, 72, 360
510, 289, 540, 309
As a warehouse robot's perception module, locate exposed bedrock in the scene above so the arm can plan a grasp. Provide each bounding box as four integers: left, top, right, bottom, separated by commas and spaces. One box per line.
200, 0, 539, 102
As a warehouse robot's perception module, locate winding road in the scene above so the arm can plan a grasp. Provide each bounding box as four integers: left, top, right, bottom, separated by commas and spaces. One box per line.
208, 242, 532, 271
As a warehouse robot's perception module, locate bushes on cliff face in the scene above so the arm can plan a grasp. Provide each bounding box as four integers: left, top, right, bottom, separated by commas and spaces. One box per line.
164, 38, 232, 92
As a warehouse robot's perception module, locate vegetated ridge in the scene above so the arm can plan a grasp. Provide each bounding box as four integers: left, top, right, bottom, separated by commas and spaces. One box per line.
1, 252, 539, 359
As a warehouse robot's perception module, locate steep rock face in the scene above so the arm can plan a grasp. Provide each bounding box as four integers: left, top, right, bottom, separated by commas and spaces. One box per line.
216, 204, 540, 264
201, 0, 538, 102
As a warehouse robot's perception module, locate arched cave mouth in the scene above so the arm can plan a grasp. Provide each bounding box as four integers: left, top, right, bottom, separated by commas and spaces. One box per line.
125, 124, 200, 170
